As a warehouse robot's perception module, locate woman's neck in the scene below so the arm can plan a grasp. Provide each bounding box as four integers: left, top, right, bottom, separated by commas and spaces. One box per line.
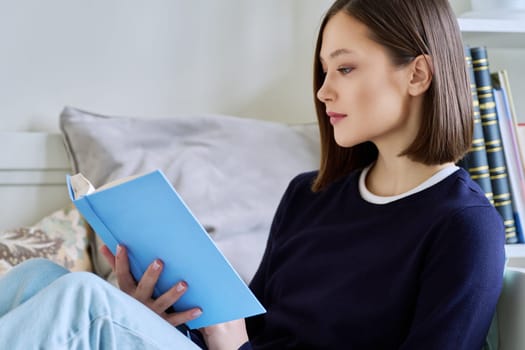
365, 156, 454, 197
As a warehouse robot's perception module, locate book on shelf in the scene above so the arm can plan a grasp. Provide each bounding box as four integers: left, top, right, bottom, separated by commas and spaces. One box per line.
470, 46, 518, 243
66, 169, 266, 329
492, 71, 525, 243
517, 124, 525, 187
499, 70, 525, 167
459, 46, 494, 204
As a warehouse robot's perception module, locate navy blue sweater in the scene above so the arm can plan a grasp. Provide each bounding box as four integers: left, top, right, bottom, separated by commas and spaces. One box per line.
241, 168, 505, 349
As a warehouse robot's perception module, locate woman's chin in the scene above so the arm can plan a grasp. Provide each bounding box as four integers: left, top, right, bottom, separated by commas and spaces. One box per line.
333, 134, 362, 148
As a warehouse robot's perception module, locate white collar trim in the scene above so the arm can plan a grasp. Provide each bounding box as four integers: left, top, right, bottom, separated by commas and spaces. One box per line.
358, 164, 459, 204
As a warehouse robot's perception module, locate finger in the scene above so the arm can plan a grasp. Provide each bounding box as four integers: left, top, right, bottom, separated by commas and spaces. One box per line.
135, 259, 163, 302
99, 244, 116, 270
152, 281, 188, 313
115, 245, 137, 294
164, 307, 203, 327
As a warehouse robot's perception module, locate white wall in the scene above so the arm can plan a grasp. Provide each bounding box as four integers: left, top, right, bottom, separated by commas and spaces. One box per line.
2, 0, 523, 132
0, 0, 332, 132
450, 0, 471, 13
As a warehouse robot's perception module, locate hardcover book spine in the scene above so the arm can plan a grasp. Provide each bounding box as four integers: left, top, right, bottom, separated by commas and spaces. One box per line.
500, 69, 525, 172
462, 46, 494, 204
492, 72, 525, 243
471, 46, 517, 243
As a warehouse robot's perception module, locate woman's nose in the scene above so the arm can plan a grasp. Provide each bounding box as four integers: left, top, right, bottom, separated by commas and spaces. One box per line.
316, 78, 334, 103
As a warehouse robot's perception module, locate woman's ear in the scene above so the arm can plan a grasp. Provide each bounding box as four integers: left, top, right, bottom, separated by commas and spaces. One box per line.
408, 54, 433, 96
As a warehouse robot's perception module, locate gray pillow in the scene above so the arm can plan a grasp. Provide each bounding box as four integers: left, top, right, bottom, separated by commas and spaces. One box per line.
59, 106, 320, 282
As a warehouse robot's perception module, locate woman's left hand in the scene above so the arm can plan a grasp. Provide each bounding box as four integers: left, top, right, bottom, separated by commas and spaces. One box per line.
100, 244, 202, 327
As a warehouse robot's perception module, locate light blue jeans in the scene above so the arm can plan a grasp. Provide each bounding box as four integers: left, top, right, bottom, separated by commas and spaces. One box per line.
0, 258, 200, 349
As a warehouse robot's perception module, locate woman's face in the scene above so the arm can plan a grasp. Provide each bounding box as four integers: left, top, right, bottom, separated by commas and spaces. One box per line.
317, 11, 419, 152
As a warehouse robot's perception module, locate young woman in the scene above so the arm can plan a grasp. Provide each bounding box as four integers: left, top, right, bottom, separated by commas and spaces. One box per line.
0, 0, 505, 349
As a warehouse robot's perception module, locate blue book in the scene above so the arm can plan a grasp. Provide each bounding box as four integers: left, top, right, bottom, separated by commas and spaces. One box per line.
471, 46, 517, 243
460, 46, 493, 203
66, 169, 266, 329
492, 72, 525, 244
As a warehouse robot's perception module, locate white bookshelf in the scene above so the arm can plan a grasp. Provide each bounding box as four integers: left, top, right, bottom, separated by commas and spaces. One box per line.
459, 16, 525, 32
458, 15, 525, 47
506, 245, 525, 268
458, 12, 525, 263
506, 244, 525, 258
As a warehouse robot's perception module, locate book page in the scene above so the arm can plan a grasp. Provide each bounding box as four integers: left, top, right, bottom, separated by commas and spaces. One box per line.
69, 173, 96, 199
69, 173, 143, 199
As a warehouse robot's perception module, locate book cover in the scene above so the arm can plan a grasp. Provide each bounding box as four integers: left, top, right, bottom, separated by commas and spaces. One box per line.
492, 79, 525, 243
471, 46, 518, 243
461, 46, 494, 204
499, 69, 525, 167
66, 169, 266, 329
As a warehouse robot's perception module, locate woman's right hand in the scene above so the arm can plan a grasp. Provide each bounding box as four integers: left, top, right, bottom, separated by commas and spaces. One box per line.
100, 244, 203, 327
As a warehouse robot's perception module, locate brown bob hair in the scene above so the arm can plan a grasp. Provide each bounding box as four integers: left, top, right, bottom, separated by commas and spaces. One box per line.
311, 0, 473, 192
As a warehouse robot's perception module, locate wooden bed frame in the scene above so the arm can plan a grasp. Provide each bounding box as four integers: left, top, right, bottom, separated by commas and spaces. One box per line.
0, 132, 71, 230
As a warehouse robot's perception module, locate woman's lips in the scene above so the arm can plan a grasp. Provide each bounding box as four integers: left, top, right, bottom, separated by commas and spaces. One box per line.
327, 111, 347, 125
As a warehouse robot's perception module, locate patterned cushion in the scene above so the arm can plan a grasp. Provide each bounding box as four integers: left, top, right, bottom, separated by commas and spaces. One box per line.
0, 206, 92, 276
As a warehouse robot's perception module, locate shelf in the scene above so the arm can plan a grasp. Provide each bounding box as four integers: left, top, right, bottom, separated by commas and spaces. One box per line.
505, 244, 525, 258
458, 14, 525, 48
458, 18, 525, 33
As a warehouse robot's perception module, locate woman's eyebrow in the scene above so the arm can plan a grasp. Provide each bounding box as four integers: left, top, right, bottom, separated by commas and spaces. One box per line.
319, 48, 355, 63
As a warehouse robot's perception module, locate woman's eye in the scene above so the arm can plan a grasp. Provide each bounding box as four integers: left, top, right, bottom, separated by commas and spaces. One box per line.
337, 67, 353, 74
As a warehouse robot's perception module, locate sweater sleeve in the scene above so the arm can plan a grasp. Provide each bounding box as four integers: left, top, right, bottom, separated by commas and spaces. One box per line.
400, 205, 506, 349
246, 172, 312, 339
238, 341, 253, 350
249, 174, 301, 295
245, 180, 288, 335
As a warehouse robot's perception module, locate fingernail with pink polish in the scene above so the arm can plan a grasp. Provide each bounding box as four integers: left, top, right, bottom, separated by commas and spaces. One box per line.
176, 281, 186, 292
191, 309, 202, 318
